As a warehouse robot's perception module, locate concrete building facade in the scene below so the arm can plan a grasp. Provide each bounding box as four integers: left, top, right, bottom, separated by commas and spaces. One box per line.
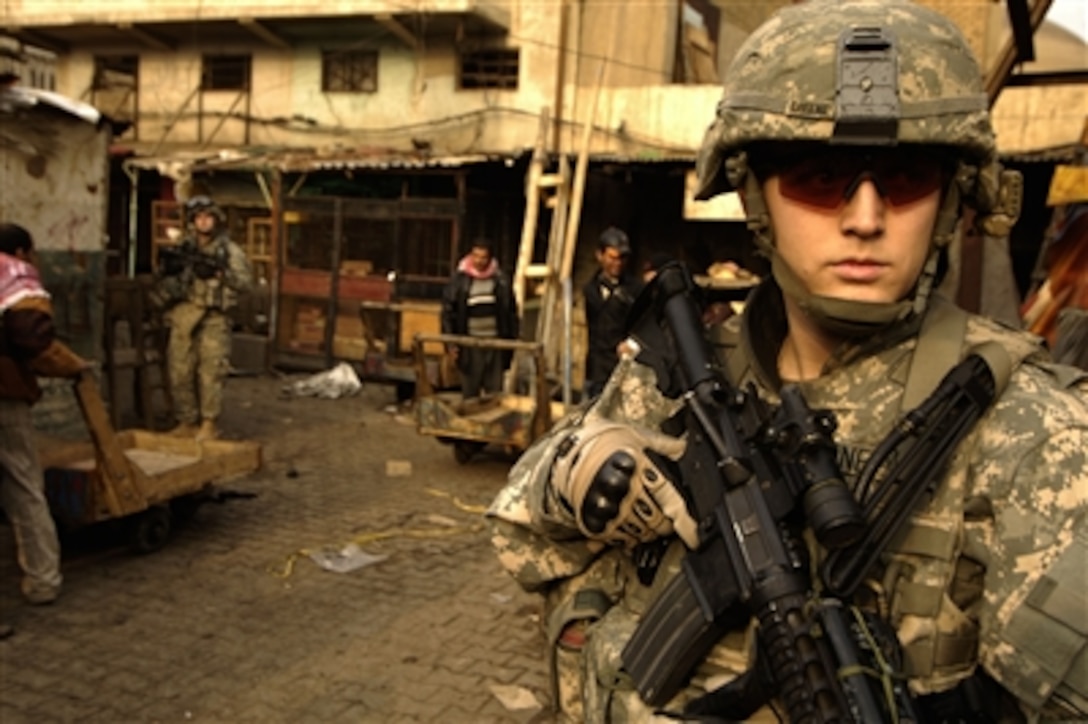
1, 0, 1083, 397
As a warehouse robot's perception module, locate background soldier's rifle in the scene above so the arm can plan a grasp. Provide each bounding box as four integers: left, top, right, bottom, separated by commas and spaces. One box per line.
620, 264, 1000, 722
159, 243, 228, 280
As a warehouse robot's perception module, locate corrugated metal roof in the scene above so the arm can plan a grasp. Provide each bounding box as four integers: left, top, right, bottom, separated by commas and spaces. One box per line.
591, 151, 696, 164
268, 151, 507, 173
119, 147, 524, 174
0, 86, 102, 125
118, 144, 709, 176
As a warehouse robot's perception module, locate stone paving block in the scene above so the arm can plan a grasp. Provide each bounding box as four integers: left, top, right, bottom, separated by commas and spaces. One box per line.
0, 689, 51, 718
1, 377, 555, 721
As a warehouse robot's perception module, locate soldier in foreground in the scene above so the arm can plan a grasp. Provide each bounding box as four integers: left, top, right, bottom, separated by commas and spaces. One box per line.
487, 1, 1088, 721
155, 195, 252, 440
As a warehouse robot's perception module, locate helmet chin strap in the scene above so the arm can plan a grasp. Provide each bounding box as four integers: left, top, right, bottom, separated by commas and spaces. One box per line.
771, 252, 939, 339
740, 160, 956, 339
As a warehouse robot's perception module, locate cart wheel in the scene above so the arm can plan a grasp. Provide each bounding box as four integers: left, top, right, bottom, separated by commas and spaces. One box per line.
170, 493, 203, 525
127, 506, 173, 554
453, 441, 485, 464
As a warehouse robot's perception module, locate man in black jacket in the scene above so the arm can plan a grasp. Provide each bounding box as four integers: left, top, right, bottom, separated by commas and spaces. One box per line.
582, 227, 641, 399
441, 239, 519, 399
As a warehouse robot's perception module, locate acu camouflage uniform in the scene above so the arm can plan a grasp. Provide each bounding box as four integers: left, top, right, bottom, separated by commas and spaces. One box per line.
489, 0, 1087, 719
157, 231, 252, 426
488, 283, 1088, 722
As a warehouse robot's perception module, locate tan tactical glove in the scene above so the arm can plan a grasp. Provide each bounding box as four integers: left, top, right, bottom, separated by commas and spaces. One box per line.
551, 419, 698, 550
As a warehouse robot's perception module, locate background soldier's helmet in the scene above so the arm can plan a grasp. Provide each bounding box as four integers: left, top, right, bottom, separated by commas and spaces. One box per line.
184, 195, 226, 225
695, 0, 1020, 246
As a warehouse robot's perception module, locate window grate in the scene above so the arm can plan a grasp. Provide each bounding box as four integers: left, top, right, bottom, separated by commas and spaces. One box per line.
202, 55, 251, 91
93, 55, 138, 90
322, 50, 379, 93
459, 48, 519, 90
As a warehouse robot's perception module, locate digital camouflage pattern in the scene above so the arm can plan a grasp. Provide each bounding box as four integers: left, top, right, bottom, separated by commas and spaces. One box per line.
694, 0, 995, 202
691, 0, 1023, 342
489, 0, 1084, 718
160, 232, 252, 425
487, 286, 1088, 722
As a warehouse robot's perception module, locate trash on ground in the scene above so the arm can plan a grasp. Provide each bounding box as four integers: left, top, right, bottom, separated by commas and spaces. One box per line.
385, 459, 412, 477
308, 543, 388, 573
282, 363, 362, 399
423, 513, 459, 527
488, 683, 541, 711
490, 593, 513, 605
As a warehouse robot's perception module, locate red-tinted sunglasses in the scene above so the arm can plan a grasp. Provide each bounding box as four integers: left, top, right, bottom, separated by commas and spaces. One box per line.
756, 148, 948, 209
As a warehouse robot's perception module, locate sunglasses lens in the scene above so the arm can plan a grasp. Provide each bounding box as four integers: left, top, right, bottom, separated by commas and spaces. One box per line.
777, 160, 859, 208
772, 150, 945, 208
873, 155, 945, 205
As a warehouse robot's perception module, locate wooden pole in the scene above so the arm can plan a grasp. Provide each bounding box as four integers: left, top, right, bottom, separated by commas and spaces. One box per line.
514, 107, 551, 315
558, 8, 622, 396
985, 0, 1053, 105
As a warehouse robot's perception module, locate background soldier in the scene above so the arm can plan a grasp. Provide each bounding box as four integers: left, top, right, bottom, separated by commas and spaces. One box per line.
487, 1, 1088, 721
156, 195, 253, 440
0, 223, 90, 623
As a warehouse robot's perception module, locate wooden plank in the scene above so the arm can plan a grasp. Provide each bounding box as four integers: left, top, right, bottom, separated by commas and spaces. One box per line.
124, 449, 200, 477
399, 303, 443, 356
142, 451, 260, 504
37, 436, 97, 469
539, 155, 571, 380
984, 0, 1053, 105
279, 268, 333, 297
73, 373, 148, 516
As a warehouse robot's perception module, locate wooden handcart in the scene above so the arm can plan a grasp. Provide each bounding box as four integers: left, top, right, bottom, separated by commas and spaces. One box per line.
38, 372, 262, 552
412, 334, 566, 463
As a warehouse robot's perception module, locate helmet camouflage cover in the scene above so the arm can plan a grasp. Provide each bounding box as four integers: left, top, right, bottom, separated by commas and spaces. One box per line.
694, 0, 1022, 337
185, 194, 225, 223
695, 0, 995, 201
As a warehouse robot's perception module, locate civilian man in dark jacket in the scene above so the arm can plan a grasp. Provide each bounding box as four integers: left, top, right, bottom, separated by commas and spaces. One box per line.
0, 223, 90, 632
441, 239, 519, 399
581, 227, 642, 399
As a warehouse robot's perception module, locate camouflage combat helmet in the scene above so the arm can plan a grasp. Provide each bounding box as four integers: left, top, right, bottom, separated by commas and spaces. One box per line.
694, 0, 1022, 336
185, 195, 225, 224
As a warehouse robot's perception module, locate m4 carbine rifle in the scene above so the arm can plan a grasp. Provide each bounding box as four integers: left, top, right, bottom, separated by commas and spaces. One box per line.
620, 263, 1000, 723
160, 243, 228, 280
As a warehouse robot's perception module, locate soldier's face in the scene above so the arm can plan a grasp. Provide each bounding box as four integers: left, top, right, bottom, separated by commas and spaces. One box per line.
762, 152, 941, 306
193, 211, 217, 235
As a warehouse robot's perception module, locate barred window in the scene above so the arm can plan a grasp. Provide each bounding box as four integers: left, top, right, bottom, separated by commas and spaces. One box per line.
322, 50, 378, 93
202, 54, 251, 91
459, 48, 519, 90
93, 55, 138, 91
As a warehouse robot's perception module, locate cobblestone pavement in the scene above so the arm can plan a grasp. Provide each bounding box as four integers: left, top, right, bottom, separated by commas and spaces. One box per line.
0, 374, 555, 723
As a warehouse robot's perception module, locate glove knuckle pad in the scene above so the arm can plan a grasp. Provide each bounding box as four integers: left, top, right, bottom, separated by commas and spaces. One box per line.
553, 421, 688, 548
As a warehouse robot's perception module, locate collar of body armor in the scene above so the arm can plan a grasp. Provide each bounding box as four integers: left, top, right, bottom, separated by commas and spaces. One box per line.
738, 277, 926, 390
187, 231, 229, 248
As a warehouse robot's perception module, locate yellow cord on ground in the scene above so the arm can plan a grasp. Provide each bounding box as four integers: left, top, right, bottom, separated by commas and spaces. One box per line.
273, 488, 488, 579
424, 486, 489, 515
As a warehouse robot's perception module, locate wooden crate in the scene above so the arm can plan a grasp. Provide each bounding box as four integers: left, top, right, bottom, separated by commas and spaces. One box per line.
399, 302, 443, 355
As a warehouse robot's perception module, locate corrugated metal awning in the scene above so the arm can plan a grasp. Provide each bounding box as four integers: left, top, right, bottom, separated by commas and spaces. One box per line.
267, 151, 510, 173
118, 146, 525, 176
1, 86, 103, 125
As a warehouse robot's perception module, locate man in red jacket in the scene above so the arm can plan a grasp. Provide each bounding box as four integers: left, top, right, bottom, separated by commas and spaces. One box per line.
0, 223, 90, 634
